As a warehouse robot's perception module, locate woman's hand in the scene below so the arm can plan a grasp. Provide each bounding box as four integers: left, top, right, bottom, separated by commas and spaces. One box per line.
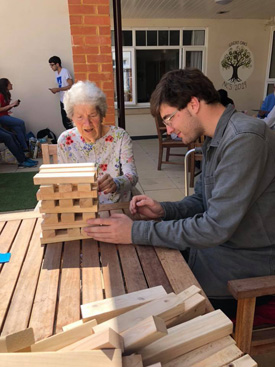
11, 100, 20, 108
129, 195, 164, 219
98, 174, 117, 194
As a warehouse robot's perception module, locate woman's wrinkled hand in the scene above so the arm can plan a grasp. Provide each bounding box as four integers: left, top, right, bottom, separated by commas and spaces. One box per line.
129, 195, 164, 219
98, 174, 117, 194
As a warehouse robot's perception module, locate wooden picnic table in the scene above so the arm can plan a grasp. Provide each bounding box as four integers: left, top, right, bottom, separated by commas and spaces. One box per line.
0, 202, 213, 342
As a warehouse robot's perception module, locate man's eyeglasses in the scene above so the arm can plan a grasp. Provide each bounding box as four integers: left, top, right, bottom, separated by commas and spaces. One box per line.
162, 109, 178, 127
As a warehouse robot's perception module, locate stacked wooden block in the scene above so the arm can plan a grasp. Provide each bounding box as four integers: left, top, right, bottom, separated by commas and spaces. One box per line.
33, 163, 98, 244
0, 286, 258, 366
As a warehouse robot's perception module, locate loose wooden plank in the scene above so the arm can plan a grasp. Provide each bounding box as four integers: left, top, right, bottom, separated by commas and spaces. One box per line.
40, 167, 97, 173
40, 230, 89, 244
0, 350, 122, 367
162, 336, 236, 367
0, 219, 36, 330
222, 355, 257, 367
29, 242, 63, 341
118, 244, 148, 293
122, 354, 143, 367
62, 319, 97, 332
1, 219, 44, 336
34, 171, 96, 185
0, 212, 41, 222
99, 202, 130, 212
55, 240, 81, 333
92, 292, 190, 335
155, 247, 214, 312
121, 315, 167, 354
165, 293, 206, 328
40, 163, 96, 169
31, 319, 96, 352
81, 286, 167, 324
139, 310, 233, 366
59, 327, 124, 351
82, 238, 104, 304
136, 246, 173, 294
0, 328, 34, 352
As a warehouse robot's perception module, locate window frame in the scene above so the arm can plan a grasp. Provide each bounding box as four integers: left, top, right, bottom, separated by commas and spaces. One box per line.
112, 27, 207, 108
264, 27, 275, 98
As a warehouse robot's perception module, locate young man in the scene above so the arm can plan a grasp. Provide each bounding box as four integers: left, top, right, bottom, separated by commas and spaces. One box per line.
83, 68, 275, 311
49, 56, 73, 129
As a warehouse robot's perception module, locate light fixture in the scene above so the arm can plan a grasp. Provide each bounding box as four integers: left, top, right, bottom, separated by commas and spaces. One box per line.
215, 0, 233, 4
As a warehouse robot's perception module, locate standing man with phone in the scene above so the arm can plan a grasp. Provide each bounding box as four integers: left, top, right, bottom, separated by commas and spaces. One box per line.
49, 56, 73, 130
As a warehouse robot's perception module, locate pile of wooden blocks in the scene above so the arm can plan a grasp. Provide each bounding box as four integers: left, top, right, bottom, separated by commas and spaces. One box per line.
33, 163, 98, 244
0, 285, 258, 366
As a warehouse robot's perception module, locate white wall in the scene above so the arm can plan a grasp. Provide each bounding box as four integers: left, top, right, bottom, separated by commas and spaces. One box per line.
0, 0, 74, 139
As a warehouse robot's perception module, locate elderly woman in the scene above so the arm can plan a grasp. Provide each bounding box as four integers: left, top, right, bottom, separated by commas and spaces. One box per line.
57, 81, 138, 204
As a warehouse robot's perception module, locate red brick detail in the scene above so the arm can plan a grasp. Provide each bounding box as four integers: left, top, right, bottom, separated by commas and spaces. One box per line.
83, 0, 109, 4
73, 54, 86, 63
73, 45, 99, 54
100, 46, 112, 55
100, 64, 113, 73
72, 35, 85, 46
68, 0, 82, 4
74, 73, 88, 81
69, 5, 97, 14
85, 36, 111, 45
98, 6, 110, 15
84, 16, 110, 26
99, 27, 111, 36
74, 64, 99, 73
70, 26, 97, 35
104, 90, 115, 99
87, 54, 112, 63
102, 81, 114, 90
70, 15, 83, 25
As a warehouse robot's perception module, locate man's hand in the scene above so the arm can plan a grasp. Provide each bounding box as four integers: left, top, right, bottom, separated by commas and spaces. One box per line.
98, 174, 117, 194
49, 88, 59, 94
83, 213, 133, 244
130, 195, 164, 219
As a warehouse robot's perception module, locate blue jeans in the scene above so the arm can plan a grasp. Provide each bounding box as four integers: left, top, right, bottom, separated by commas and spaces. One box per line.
0, 115, 28, 150
0, 127, 26, 164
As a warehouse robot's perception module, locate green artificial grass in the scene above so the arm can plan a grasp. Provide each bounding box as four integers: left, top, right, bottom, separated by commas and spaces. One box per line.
0, 171, 38, 212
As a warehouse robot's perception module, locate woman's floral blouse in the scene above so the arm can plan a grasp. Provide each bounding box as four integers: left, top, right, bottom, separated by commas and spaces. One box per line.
57, 126, 138, 204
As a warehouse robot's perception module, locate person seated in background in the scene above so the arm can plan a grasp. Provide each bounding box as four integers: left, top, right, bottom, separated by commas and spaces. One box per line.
0, 78, 29, 152
258, 84, 275, 118
262, 104, 275, 130
218, 89, 234, 107
57, 80, 138, 204
0, 127, 37, 168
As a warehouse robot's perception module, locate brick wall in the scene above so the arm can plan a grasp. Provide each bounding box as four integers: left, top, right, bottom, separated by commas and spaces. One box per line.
68, 0, 115, 125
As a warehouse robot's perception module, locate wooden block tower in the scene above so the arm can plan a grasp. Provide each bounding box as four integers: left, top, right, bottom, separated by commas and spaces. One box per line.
33, 163, 98, 244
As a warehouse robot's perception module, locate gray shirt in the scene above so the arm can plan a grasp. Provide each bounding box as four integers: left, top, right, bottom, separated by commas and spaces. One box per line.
132, 105, 275, 299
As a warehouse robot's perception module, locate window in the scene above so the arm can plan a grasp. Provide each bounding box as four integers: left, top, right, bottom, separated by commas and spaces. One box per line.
112, 28, 206, 106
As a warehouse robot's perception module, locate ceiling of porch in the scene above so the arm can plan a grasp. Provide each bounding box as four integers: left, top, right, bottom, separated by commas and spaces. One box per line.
111, 0, 275, 20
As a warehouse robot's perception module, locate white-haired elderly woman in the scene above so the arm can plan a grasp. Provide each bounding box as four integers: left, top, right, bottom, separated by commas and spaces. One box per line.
57, 81, 138, 204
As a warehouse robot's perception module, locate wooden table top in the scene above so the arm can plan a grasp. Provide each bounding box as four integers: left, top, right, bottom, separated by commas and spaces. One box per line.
0, 202, 213, 342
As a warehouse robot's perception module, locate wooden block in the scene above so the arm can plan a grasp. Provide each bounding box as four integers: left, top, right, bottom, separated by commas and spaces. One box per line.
165, 293, 206, 328
79, 198, 94, 208
0, 328, 34, 352
222, 354, 257, 367
0, 350, 122, 367
123, 354, 143, 367
139, 310, 233, 366
42, 229, 56, 239
62, 319, 97, 332
41, 202, 98, 214
40, 167, 96, 173
40, 230, 91, 244
59, 199, 74, 207
37, 186, 97, 200
43, 213, 58, 224
162, 336, 236, 367
59, 328, 124, 352
33, 171, 96, 185
81, 286, 167, 323
39, 185, 54, 195
92, 292, 187, 335
122, 315, 167, 354
68, 228, 81, 237
40, 163, 96, 169
59, 184, 73, 193
61, 213, 75, 223
41, 200, 56, 209
41, 214, 94, 230
30, 319, 96, 352
82, 212, 96, 221
78, 183, 92, 192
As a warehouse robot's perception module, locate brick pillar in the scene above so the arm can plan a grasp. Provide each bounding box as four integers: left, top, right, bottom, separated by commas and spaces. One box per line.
68, 0, 115, 125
